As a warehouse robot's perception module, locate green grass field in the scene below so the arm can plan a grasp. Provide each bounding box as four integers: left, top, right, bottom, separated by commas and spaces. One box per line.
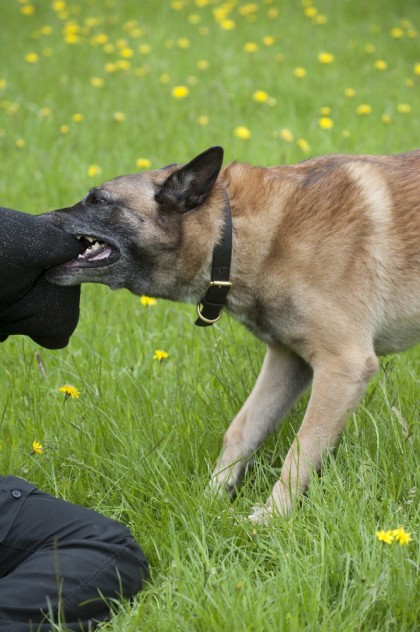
1, 0, 419, 630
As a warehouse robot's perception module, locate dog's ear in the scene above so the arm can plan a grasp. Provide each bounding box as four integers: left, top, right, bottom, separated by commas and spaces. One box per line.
155, 146, 224, 213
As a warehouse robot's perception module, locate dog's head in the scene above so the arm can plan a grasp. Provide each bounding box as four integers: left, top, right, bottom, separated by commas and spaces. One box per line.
46, 146, 224, 299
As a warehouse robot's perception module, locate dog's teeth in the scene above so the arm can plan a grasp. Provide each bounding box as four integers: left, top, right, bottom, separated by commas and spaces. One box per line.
85, 236, 95, 243
75, 235, 82, 240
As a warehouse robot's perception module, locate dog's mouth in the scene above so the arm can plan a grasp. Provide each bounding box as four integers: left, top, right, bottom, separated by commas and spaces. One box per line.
61, 234, 121, 269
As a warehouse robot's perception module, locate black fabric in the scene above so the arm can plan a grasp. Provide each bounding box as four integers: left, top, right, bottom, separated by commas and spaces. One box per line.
0, 207, 85, 349
0, 476, 148, 631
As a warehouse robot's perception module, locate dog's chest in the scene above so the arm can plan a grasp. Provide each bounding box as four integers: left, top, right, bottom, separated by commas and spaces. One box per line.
227, 291, 298, 348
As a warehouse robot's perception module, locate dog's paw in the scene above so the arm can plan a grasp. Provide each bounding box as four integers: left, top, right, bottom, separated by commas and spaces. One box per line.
248, 504, 271, 526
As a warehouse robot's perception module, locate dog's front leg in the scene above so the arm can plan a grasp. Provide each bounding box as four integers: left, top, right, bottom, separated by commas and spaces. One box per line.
249, 348, 379, 522
210, 346, 312, 498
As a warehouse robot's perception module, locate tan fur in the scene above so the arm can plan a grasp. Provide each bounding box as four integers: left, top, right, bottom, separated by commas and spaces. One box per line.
48, 148, 420, 521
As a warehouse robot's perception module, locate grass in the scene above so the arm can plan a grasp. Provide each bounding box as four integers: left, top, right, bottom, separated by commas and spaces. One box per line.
1, 1, 419, 630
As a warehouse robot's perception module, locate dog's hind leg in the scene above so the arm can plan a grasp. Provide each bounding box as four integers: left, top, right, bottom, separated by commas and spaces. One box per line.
209, 346, 312, 498
249, 347, 379, 522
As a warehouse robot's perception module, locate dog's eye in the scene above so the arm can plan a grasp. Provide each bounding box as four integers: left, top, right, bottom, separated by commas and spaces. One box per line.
88, 192, 105, 206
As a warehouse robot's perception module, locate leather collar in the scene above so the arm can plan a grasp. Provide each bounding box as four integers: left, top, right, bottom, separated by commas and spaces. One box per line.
195, 191, 232, 327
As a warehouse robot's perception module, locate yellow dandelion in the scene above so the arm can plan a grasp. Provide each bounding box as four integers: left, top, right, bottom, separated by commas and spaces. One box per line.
40, 106, 52, 117
25, 52, 39, 63
262, 36, 275, 46
356, 104, 372, 116
177, 38, 191, 49
220, 19, 235, 30
297, 138, 310, 153
304, 7, 317, 17
171, 85, 189, 99
139, 44, 151, 55
293, 67, 306, 78
0, 79, 6, 90
390, 27, 404, 38
314, 14, 327, 24
136, 158, 152, 169
87, 164, 102, 178
113, 111, 125, 122
58, 384, 80, 399
318, 117, 334, 129
53, 0, 66, 11
188, 14, 201, 25
140, 296, 157, 306
405, 78, 414, 88
105, 63, 117, 73
21, 4, 35, 15
32, 440, 43, 455
376, 530, 394, 544
374, 59, 388, 70
153, 349, 169, 361
171, 0, 184, 8
392, 528, 413, 546
120, 47, 134, 59
318, 52, 334, 64
197, 115, 209, 126
414, 63, 420, 75
90, 77, 105, 88
397, 103, 411, 114
234, 126, 251, 140
59, 124, 70, 134
160, 73, 170, 84
319, 106, 331, 116
364, 43, 375, 54
342, 130, 351, 138
253, 90, 269, 103
72, 113, 84, 122
16, 138, 26, 149
41, 25, 53, 35
344, 87, 356, 98
244, 42, 258, 53
279, 128, 294, 142
197, 60, 209, 70
267, 8, 278, 18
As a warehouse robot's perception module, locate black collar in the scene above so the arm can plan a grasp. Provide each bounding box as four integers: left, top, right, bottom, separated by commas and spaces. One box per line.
195, 191, 232, 327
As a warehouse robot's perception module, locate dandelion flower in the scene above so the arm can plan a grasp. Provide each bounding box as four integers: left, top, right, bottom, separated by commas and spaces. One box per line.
21, 4, 35, 15
382, 114, 392, 124
197, 115, 209, 126
390, 27, 404, 38
171, 85, 189, 99
294, 67, 306, 78
375, 59, 388, 70
279, 128, 294, 142
59, 124, 70, 134
58, 384, 80, 399
318, 52, 334, 64
356, 104, 372, 116
244, 42, 258, 53
16, 138, 26, 148
392, 527, 412, 545
25, 52, 39, 63
153, 349, 169, 361
319, 106, 331, 116
376, 530, 394, 544
140, 296, 156, 306
318, 117, 334, 129
220, 19, 235, 30
397, 103, 411, 114
32, 440, 43, 455
136, 158, 151, 169
113, 111, 125, 122
297, 138, 310, 153
234, 126, 251, 140
344, 87, 356, 98
120, 47, 134, 58
414, 63, 420, 75
253, 90, 269, 103
0, 79, 6, 90
72, 113, 84, 122
90, 77, 105, 88
197, 60, 209, 70
177, 38, 190, 49
262, 36, 274, 46
87, 164, 102, 178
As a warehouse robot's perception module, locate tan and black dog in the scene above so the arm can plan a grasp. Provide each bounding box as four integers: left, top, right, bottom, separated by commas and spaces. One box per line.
46, 146, 420, 522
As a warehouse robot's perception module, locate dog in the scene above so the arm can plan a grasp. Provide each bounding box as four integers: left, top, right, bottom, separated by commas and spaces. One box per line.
46, 146, 420, 522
